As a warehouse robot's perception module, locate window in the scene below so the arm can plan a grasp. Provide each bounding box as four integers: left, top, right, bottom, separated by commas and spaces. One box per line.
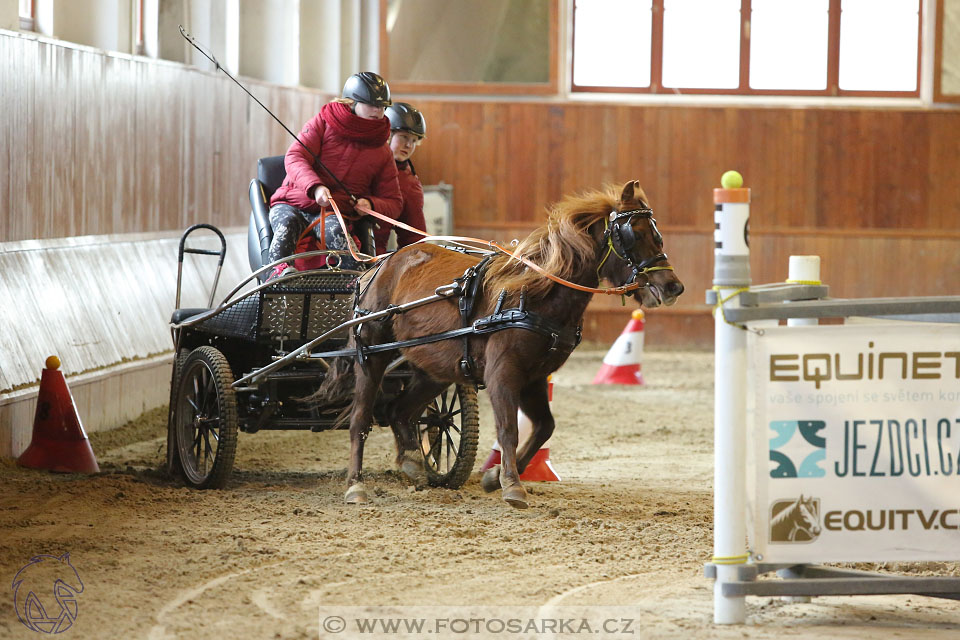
382, 0, 558, 95
572, 0, 922, 96
19, 0, 34, 30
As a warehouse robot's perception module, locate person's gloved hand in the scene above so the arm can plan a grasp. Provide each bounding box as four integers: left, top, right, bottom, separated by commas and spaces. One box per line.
313, 185, 331, 207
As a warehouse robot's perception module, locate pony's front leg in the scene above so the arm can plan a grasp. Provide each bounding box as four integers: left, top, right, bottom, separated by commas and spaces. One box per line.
345, 358, 387, 504
515, 378, 555, 474
481, 380, 527, 509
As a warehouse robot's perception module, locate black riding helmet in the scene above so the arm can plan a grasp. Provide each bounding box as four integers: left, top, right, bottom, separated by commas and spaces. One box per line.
385, 103, 426, 139
342, 72, 392, 107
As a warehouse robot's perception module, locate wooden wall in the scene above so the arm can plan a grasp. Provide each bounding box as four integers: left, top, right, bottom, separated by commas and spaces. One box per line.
409, 101, 960, 347
3, 31, 960, 348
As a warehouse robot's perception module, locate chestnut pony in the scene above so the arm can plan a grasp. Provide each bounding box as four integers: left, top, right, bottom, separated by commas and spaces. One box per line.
313, 181, 684, 507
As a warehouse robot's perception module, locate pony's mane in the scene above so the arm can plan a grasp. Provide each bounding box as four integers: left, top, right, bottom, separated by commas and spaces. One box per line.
483, 184, 647, 298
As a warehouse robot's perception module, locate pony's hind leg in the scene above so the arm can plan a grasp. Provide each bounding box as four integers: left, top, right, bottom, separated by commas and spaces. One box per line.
345, 354, 389, 504
389, 370, 446, 488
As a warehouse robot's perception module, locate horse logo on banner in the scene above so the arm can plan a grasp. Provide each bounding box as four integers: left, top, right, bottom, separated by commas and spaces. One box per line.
770, 496, 822, 543
11, 552, 84, 634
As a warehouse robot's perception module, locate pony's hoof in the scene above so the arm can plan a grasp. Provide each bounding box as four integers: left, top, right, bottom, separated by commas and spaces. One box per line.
481, 466, 500, 493
399, 452, 427, 488
345, 483, 368, 504
502, 484, 528, 509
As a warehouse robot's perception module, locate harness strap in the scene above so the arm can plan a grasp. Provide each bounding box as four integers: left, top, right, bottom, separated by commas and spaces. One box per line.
455, 255, 495, 380
311, 308, 582, 360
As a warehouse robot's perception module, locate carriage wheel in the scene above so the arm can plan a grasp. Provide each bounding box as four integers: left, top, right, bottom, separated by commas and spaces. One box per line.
174, 346, 238, 489
416, 384, 479, 489
165, 348, 190, 477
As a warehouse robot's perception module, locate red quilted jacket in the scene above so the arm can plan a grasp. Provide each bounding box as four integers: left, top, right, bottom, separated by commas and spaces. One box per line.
374, 161, 426, 254
270, 102, 401, 219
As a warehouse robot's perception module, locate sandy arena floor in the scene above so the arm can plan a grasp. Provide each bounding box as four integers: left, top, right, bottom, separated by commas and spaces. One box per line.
1, 349, 959, 639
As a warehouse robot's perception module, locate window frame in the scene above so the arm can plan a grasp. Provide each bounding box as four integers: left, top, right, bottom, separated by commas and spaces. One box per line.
19, 0, 34, 31
571, 0, 923, 98
379, 0, 560, 96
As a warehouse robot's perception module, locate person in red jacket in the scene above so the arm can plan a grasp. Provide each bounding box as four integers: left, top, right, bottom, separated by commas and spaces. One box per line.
374, 103, 428, 254
267, 72, 402, 276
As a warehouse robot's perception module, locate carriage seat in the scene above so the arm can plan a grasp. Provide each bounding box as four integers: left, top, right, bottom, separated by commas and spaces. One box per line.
247, 155, 287, 278
170, 308, 209, 324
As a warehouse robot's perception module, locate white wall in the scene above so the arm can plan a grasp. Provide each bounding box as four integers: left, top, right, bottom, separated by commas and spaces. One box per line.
37, 0, 133, 52
17, 0, 380, 91
1, 0, 17, 30
239, 0, 299, 85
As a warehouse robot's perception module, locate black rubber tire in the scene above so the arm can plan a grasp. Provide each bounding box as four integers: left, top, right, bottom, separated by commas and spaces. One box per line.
165, 348, 190, 478
417, 384, 479, 489
174, 346, 238, 489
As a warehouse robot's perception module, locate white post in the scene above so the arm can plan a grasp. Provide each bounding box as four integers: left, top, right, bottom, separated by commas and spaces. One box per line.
712, 176, 751, 624
786, 256, 821, 328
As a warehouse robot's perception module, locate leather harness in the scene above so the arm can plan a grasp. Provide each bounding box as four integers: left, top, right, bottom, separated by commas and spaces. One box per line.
311, 256, 583, 383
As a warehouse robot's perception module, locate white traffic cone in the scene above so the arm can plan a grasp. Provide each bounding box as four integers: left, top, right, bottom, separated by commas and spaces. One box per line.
592, 309, 645, 385
480, 377, 560, 481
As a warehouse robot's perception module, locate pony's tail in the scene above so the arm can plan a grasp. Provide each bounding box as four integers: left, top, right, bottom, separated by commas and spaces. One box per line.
302, 357, 355, 419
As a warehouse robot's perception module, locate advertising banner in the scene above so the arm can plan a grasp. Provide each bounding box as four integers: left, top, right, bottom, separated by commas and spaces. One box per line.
747, 322, 960, 563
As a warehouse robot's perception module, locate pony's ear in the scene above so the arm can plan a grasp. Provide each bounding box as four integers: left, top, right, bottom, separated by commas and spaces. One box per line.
620, 180, 642, 205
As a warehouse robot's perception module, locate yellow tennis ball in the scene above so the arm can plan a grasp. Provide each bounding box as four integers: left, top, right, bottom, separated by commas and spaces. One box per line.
45, 355, 61, 370
721, 170, 743, 189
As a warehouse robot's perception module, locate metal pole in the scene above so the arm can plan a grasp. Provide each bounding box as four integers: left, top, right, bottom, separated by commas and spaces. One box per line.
711, 177, 751, 624
786, 256, 821, 328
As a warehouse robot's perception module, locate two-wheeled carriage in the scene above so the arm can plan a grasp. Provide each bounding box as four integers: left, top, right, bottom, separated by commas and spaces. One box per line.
165, 157, 479, 490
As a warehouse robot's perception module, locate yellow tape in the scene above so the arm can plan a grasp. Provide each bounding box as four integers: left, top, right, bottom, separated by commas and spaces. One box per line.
785, 279, 821, 285
711, 554, 750, 565
711, 286, 749, 330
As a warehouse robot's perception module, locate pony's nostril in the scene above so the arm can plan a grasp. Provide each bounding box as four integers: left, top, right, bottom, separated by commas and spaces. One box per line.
667, 281, 684, 298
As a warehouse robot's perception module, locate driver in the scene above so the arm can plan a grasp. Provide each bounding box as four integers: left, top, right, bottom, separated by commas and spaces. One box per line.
266, 72, 402, 276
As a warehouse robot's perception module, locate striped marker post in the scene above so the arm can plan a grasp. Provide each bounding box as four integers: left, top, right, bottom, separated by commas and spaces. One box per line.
712, 174, 751, 624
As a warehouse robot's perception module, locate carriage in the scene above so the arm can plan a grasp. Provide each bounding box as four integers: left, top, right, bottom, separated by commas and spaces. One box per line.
165, 156, 480, 491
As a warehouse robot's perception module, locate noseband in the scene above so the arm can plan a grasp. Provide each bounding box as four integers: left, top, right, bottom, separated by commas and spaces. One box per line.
599, 207, 672, 290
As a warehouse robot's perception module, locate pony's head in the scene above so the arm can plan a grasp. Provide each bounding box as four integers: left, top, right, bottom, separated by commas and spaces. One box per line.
600, 181, 684, 308
484, 181, 684, 305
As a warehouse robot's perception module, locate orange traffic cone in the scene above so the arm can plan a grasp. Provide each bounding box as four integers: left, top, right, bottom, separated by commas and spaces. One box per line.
481, 378, 560, 481
592, 309, 646, 385
18, 356, 100, 474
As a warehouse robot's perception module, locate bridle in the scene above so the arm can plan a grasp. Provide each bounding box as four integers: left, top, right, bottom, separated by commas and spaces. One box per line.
599, 206, 673, 292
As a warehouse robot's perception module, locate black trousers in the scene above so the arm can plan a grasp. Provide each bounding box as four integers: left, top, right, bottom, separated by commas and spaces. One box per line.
267, 203, 363, 270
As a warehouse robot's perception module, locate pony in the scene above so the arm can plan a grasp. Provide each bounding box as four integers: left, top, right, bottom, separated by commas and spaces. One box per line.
770, 495, 821, 542
313, 181, 684, 507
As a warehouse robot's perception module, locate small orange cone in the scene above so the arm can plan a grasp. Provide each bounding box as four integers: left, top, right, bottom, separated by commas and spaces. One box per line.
592, 309, 646, 385
481, 378, 560, 481
18, 356, 100, 474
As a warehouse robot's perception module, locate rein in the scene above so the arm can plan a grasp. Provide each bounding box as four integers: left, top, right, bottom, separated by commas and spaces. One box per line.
345, 202, 674, 297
